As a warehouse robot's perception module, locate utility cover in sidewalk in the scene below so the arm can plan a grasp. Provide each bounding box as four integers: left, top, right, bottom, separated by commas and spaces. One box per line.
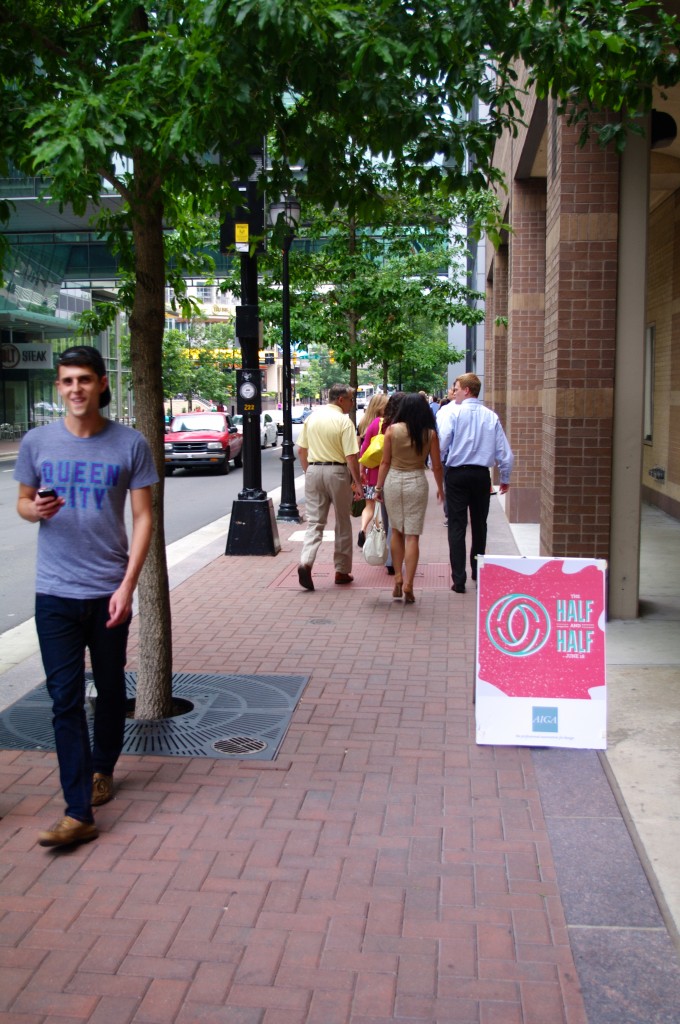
0, 671, 309, 761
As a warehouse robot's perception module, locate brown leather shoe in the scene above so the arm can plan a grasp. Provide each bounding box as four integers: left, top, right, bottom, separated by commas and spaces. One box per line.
38, 816, 98, 848
298, 564, 314, 591
335, 572, 354, 585
92, 773, 114, 807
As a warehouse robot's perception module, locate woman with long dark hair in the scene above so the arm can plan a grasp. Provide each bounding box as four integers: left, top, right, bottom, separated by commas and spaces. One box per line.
374, 391, 404, 575
375, 392, 444, 603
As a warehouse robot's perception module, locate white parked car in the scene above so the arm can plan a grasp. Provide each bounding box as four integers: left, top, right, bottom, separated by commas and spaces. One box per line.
260, 412, 278, 447
268, 408, 285, 434
232, 413, 278, 448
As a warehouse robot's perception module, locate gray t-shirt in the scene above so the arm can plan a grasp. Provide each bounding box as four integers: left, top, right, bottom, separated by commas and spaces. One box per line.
14, 419, 159, 599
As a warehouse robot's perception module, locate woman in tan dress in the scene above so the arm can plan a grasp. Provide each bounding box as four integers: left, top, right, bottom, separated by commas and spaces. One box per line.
375, 393, 445, 604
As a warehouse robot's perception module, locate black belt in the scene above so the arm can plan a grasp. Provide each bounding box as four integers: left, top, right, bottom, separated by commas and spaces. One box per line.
449, 464, 489, 470
309, 461, 345, 466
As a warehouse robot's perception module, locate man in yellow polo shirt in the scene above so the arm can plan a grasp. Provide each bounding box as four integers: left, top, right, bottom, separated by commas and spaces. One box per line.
296, 384, 364, 591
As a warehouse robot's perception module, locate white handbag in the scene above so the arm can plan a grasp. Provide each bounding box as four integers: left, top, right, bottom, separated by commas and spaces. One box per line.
363, 504, 388, 565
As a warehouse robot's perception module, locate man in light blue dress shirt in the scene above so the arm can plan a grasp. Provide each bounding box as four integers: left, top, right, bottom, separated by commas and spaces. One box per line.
438, 373, 514, 593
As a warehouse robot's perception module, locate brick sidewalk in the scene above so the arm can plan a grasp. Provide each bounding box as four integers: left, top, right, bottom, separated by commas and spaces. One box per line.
0, 483, 590, 1023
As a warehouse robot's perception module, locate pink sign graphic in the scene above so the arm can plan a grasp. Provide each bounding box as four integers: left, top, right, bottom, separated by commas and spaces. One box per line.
478, 560, 605, 700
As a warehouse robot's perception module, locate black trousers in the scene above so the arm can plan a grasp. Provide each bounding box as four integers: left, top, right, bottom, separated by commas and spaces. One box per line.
445, 465, 491, 586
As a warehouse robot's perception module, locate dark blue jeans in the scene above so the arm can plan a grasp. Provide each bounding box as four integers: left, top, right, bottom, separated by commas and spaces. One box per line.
35, 594, 131, 823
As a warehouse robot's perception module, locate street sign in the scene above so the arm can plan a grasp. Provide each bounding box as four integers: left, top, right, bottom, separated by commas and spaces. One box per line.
219, 179, 265, 255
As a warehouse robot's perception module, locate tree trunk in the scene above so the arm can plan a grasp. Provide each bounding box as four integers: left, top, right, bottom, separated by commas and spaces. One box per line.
128, 156, 174, 720
348, 320, 358, 427
348, 217, 358, 425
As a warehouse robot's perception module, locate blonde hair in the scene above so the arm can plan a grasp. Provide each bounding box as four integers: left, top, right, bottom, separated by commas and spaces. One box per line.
358, 393, 388, 437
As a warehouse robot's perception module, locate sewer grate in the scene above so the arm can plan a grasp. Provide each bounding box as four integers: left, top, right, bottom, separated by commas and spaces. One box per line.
0, 671, 310, 761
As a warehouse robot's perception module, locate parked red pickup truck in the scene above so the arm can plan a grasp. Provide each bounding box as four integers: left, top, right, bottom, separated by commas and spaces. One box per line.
164, 411, 243, 476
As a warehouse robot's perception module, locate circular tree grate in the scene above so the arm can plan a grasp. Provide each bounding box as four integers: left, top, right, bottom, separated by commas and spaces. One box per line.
0, 671, 309, 761
213, 736, 268, 755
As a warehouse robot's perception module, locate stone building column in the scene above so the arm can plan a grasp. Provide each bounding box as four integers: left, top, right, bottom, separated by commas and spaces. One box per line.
506, 180, 546, 523
485, 243, 508, 425
609, 128, 648, 618
542, 108, 620, 560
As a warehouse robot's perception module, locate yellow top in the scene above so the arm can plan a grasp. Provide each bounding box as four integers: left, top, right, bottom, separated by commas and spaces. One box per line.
297, 404, 359, 463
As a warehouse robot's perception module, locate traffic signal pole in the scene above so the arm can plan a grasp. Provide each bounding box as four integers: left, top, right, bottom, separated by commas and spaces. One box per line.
223, 161, 280, 556
236, 252, 264, 499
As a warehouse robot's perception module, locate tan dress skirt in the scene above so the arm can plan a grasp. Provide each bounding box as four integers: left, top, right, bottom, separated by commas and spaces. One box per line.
383, 423, 433, 534
383, 468, 429, 534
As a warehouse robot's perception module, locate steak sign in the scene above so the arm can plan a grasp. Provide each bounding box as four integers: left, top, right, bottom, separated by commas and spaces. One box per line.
1, 343, 53, 369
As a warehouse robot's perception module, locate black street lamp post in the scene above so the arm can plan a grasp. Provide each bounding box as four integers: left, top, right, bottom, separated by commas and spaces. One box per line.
270, 197, 302, 522
222, 150, 281, 557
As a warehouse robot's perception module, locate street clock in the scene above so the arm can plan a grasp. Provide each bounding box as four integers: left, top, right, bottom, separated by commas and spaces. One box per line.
236, 369, 262, 415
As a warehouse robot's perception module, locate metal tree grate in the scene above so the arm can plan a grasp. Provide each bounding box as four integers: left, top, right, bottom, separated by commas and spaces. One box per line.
0, 671, 310, 761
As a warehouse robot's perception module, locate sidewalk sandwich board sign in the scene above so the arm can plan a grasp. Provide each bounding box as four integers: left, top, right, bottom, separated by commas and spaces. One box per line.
475, 556, 607, 749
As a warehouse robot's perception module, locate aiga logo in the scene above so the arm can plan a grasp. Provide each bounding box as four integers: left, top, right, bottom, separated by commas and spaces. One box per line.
532, 706, 558, 733
485, 593, 551, 657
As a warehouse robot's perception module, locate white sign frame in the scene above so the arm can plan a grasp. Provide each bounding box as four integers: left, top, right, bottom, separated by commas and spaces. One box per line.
475, 555, 607, 749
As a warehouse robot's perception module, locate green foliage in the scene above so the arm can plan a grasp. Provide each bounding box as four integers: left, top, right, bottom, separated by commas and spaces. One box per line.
294, 348, 349, 400
158, 325, 240, 404
295, 372, 319, 403
252, 178, 477, 387
388, 320, 454, 396
3, 1, 679, 253
513, 1, 680, 146
75, 303, 119, 338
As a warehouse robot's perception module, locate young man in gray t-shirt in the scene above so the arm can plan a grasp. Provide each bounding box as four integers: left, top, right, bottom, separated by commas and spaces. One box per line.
15, 346, 158, 848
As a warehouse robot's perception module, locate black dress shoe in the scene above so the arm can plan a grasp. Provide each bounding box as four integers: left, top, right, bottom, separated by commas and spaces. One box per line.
452, 582, 466, 593
298, 565, 314, 591
335, 572, 354, 585
357, 530, 366, 548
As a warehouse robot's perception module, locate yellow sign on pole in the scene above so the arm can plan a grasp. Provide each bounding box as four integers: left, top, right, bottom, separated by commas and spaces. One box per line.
235, 223, 249, 252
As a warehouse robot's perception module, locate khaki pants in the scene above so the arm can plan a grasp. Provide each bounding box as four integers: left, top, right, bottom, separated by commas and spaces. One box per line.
301, 464, 353, 573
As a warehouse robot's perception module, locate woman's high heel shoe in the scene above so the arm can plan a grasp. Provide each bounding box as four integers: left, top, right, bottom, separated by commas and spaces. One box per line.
392, 580, 403, 599
403, 585, 415, 604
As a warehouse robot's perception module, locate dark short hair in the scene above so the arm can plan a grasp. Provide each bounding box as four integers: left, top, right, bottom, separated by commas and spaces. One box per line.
329, 383, 354, 403
57, 346, 111, 408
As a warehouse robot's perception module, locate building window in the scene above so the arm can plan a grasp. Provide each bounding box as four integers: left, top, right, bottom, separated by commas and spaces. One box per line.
644, 324, 655, 443
196, 286, 213, 303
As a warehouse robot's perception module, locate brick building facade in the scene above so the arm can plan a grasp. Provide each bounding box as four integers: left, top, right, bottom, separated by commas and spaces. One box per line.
485, 78, 680, 618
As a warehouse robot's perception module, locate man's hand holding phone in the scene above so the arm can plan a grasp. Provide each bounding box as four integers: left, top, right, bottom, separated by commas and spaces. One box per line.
35, 487, 64, 519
